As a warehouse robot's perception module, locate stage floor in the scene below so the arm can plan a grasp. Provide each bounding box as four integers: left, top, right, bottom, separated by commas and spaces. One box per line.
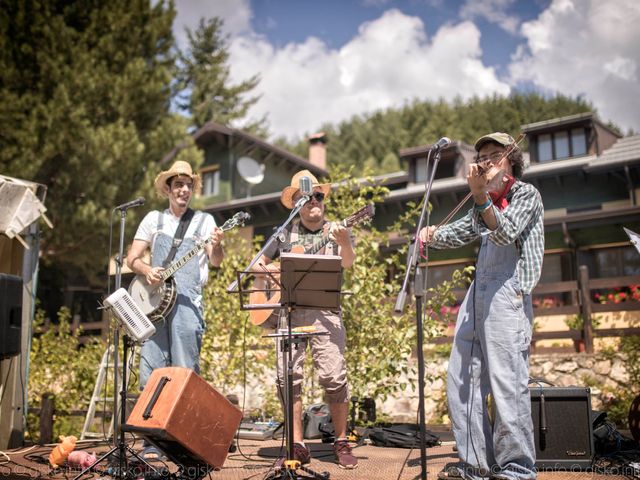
2, 431, 638, 479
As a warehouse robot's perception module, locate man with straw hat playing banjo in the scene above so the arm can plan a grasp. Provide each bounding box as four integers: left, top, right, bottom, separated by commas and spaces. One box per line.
254, 170, 359, 469
126, 161, 224, 459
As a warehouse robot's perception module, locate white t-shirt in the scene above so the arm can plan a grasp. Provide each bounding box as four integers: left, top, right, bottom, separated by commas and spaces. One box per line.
134, 209, 217, 287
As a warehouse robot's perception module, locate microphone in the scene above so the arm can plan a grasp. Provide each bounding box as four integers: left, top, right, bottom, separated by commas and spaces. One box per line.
432, 137, 451, 150
299, 176, 313, 196
294, 175, 313, 208
540, 391, 547, 439
114, 197, 145, 211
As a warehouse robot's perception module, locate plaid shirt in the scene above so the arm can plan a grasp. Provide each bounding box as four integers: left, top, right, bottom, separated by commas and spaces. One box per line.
430, 181, 545, 294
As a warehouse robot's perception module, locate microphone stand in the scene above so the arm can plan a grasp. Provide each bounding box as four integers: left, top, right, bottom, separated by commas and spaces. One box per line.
394, 146, 442, 480
227, 195, 310, 293
74, 205, 155, 480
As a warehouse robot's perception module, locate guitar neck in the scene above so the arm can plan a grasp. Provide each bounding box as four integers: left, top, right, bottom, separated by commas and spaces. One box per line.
306, 219, 347, 255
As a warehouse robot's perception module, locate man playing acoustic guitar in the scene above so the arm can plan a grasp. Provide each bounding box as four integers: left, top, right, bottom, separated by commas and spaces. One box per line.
126, 161, 224, 460
254, 170, 358, 469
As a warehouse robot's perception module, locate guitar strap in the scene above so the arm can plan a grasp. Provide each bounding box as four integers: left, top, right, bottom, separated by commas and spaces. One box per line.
162, 208, 195, 267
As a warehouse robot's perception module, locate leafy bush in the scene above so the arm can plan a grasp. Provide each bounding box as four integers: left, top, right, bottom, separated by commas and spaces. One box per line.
28, 308, 106, 441
564, 313, 602, 330
200, 231, 276, 397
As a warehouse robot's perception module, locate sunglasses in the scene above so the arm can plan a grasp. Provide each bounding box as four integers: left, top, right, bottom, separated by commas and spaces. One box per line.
294, 191, 325, 203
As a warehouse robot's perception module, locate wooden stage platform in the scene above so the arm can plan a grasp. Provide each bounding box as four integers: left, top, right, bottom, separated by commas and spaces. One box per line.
2, 428, 639, 480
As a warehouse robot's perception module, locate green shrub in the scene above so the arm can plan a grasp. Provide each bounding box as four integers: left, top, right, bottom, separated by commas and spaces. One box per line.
28, 308, 105, 441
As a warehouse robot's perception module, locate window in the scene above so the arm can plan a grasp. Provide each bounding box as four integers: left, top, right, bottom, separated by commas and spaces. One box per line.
554, 131, 569, 159
593, 246, 640, 277
415, 158, 427, 183
538, 134, 553, 162
202, 169, 219, 196
536, 128, 588, 162
414, 155, 455, 183
571, 128, 587, 156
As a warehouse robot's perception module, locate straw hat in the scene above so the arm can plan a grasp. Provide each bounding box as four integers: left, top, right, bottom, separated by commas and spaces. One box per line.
280, 170, 331, 209
154, 161, 202, 198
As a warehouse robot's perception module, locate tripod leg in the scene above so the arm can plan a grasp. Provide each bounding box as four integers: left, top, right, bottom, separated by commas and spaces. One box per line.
126, 445, 161, 474
299, 465, 331, 479
72, 446, 118, 480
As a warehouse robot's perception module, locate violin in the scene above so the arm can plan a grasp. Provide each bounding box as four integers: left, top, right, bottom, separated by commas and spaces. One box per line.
436, 133, 526, 227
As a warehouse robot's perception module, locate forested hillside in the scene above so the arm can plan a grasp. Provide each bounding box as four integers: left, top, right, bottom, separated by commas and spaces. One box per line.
278, 93, 609, 174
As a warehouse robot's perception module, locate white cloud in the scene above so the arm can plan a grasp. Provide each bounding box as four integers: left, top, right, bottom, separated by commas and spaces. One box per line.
173, 0, 252, 48
172, 0, 640, 139
459, 0, 520, 35
223, 9, 510, 140
509, 0, 640, 132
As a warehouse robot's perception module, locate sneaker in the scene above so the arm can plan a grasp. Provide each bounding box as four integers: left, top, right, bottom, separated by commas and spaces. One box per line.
275, 443, 311, 469
333, 439, 358, 469
293, 443, 311, 465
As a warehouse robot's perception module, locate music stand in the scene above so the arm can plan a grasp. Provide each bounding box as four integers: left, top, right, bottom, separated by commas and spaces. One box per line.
238, 253, 341, 479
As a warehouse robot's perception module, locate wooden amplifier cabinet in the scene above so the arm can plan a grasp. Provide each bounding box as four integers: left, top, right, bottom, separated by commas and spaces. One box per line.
124, 367, 242, 470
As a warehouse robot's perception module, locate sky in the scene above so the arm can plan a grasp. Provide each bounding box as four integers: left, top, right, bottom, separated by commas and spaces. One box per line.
173, 0, 640, 142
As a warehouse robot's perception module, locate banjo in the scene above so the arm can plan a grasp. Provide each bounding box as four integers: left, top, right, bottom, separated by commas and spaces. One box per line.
129, 211, 250, 323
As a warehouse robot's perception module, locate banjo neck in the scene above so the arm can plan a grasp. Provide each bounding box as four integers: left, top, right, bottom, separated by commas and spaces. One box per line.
159, 212, 247, 281
160, 237, 212, 281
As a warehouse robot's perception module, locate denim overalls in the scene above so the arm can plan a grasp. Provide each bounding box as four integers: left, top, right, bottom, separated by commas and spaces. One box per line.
139, 212, 207, 389
447, 234, 536, 479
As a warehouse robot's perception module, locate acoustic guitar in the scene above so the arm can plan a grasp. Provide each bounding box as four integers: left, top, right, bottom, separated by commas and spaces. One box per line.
128, 211, 250, 323
249, 204, 375, 326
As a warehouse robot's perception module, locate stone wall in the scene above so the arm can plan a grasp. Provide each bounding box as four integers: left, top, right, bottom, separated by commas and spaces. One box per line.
376, 352, 630, 423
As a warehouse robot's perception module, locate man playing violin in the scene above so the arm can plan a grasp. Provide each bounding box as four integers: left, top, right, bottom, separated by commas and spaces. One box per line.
420, 133, 544, 480
253, 170, 358, 470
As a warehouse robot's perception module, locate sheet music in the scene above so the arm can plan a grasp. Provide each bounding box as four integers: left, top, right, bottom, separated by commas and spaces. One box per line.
624, 227, 640, 256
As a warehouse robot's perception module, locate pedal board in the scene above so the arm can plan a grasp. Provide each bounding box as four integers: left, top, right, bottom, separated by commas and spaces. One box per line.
237, 421, 281, 440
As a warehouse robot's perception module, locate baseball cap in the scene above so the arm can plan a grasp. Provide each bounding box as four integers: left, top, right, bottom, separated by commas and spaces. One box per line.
474, 132, 515, 151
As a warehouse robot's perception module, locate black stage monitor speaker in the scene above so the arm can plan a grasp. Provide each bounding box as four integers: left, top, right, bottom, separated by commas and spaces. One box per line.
0, 274, 23, 359
530, 386, 594, 470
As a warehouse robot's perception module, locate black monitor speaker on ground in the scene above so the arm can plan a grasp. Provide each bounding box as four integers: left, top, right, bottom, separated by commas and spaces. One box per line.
530, 386, 594, 471
0, 273, 23, 359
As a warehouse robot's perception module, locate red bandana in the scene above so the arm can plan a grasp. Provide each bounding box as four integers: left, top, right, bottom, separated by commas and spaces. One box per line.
488, 174, 515, 210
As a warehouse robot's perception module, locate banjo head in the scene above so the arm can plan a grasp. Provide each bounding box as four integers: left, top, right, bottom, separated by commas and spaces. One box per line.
129, 278, 170, 317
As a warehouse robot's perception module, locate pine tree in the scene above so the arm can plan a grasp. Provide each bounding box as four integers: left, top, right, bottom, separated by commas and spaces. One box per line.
0, 0, 180, 285
175, 16, 265, 133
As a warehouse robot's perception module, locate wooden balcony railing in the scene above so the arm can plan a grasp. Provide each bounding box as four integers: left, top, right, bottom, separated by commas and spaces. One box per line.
431, 266, 640, 353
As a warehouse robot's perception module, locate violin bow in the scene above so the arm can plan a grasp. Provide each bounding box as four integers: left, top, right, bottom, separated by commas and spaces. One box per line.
434, 132, 527, 229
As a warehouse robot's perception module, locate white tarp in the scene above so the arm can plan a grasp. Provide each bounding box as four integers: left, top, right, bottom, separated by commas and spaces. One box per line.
0, 175, 51, 248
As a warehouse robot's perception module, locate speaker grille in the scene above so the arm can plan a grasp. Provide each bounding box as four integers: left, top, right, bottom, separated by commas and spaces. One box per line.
104, 288, 155, 342
530, 386, 594, 470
